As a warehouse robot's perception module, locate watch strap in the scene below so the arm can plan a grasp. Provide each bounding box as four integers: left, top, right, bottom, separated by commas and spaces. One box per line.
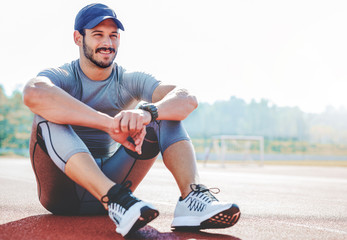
139, 103, 158, 122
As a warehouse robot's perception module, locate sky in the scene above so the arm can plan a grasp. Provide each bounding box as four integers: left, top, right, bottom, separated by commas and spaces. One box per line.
1, 0, 347, 113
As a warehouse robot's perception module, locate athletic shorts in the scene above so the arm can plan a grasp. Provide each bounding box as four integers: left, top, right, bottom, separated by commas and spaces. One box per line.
29, 115, 190, 215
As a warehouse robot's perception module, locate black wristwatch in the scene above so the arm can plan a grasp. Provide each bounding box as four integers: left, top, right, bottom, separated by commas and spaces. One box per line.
139, 103, 158, 122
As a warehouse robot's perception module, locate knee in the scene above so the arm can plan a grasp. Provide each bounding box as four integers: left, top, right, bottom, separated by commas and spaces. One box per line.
124, 127, 160, 160
157, 120, 191, 153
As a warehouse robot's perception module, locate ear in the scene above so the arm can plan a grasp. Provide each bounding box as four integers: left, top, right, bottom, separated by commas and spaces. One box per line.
73, 30, 83, 46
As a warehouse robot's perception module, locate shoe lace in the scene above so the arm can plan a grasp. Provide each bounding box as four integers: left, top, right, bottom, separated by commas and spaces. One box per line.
101, 181, 140, 210
190, 184, 220, 203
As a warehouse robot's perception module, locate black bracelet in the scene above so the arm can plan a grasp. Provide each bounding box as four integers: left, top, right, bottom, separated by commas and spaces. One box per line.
139, 103, 158, 122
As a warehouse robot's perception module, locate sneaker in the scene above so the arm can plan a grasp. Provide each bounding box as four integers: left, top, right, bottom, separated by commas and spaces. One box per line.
171, 184, 240, 230
101, 181, 159, 237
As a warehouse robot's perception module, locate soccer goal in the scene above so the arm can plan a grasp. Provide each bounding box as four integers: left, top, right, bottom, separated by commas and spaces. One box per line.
203, 135, 264, 166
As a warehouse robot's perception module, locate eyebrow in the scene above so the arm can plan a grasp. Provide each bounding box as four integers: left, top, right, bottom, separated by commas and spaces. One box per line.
91, 30, 119, 34
91, 30, 103, 34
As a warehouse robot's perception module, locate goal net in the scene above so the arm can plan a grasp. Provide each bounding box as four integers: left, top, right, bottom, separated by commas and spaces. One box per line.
203, 135, 264, 166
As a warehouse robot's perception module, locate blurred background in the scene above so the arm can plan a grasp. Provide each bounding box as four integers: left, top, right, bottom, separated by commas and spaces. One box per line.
1, 0, 347, 165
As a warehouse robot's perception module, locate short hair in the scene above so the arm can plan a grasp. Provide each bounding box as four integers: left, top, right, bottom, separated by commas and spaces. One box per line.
78, 29, 86, 36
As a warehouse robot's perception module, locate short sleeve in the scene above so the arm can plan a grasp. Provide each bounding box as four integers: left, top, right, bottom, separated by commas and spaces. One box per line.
37, 63, 80, 98
120, 69, 161, 103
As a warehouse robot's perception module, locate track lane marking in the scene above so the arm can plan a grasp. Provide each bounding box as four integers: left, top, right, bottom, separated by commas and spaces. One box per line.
0, 175, 35, 183
277, 220, 347, 235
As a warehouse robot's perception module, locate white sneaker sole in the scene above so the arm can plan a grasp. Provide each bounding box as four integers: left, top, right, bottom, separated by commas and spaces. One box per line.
171, 204, 240, 229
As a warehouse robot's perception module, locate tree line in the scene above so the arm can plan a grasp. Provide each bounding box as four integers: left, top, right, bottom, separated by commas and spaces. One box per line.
183, 96, 347, 144
1, 85, 347, 156
0, 85, 33, 155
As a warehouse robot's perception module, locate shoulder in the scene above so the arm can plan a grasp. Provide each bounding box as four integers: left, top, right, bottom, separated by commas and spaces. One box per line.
38, 60, 77, 79
118, 66, 155, 82
116, 65, 161, 102
120, 66, 160, 91
37, 60, 79, 88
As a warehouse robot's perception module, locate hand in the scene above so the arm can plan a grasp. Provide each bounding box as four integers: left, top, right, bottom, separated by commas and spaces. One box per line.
113, 109, 151, 134
108, 109, 151, 154
130, 126, 147, 154
107, 124, 146, 155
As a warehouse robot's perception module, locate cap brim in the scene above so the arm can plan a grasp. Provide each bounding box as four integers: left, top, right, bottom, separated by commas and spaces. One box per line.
84, 16, 124, 31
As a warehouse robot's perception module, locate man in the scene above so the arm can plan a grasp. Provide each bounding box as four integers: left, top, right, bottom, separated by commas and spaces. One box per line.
23, 3, 240, 237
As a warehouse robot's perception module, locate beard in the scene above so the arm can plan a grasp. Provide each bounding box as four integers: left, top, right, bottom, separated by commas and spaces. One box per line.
82, 37, 117, 69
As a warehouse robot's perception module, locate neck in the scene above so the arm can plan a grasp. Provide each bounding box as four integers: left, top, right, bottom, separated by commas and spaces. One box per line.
79, 57, 114, 81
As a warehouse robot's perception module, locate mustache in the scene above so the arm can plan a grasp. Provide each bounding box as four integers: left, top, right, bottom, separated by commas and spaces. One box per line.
95, 47, 116, 53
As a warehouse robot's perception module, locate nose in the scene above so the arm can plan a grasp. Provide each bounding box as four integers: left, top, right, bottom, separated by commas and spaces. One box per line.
102, 36, 113, 47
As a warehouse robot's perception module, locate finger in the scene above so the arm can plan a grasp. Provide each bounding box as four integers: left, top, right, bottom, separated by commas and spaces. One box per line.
136, 115, 144, 131
135, 136, 144, 155
139, 127, 146, 140
120, 113, 130, 133
135, 128, 146, 154
130, 129, 144, 155
129, 115, 137, 132
122, 140, 136, 152
135, 144, 142, 155
130, 132, 140, 143
134, 127, 146, 145
113, 114, 122, 133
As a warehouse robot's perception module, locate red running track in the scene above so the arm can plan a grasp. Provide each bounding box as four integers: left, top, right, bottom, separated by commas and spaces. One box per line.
1, 158, 347, 240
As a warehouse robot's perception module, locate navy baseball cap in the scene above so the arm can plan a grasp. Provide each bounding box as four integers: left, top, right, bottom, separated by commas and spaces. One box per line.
74, 3, 124, 32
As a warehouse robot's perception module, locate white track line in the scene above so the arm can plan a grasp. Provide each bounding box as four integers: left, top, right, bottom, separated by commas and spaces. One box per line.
199, 170, 347, 184
278, 220, 347, 235
0, 175, 34, 183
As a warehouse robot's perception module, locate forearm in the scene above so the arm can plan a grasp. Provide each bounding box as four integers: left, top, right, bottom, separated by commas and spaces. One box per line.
23, 78, 112, 132
154, 88, 198, 121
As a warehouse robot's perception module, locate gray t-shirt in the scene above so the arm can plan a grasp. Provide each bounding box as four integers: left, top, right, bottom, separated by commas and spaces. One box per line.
37, 59, 160, 157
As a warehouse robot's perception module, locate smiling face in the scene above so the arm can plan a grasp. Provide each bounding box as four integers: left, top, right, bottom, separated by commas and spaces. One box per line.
80, 19, 120, 69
